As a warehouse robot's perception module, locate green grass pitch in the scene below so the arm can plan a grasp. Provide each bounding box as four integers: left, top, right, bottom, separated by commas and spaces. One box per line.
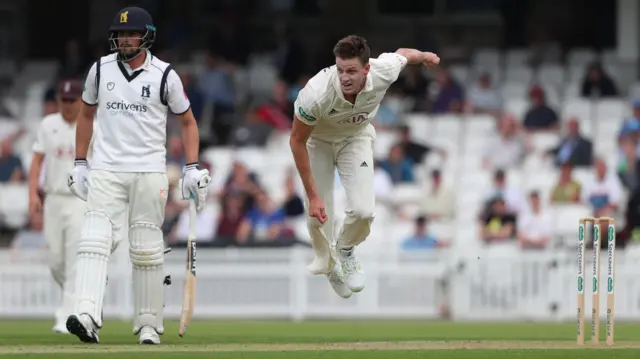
0, 320, 639, 358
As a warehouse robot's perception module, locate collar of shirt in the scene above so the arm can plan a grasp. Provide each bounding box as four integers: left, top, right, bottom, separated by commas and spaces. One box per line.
332, 71, 374, 101
121, 50, 152, 74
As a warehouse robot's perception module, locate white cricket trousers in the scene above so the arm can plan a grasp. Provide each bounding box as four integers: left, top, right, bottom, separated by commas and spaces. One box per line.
73, 170, 168, 333
84, 170, 168, 249
43, 194, 86, 323
305, 135, 375, 275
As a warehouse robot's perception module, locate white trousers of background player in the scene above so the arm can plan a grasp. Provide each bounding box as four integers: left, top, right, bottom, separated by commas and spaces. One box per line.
73, 170, 168, 335
44, 194, 87, 330
305, 136, 375, 275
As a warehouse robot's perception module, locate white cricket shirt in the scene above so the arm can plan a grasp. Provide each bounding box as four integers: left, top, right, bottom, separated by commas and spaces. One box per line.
293, 52, 407, 143
32, 113, 78, 195
82, 51, 190, 172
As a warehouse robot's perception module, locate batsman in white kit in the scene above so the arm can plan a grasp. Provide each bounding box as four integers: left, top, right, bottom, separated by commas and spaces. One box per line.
66, 6, 210, 344
290, 35, 439, 298
28, 79, 86, 334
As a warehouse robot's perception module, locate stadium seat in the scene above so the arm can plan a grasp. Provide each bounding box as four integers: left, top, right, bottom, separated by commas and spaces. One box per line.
595, 99, 627, 123
392, 184, 423, 205
0, 183, 29, 229
505, 48, 529, 67
551, 204, 592, 245
505, 98, 529, 119
568, 65, 586, 83
448, 65, 469, 85
600, 49, 619, 65
567, 48, 598, 67
505, 66, 534, 85
537, 64, 565, 89
563, 82, 581, 100
530, 133, 561, 153
472, 48, 501, 67
373, 130, 399, 159
562, 98, 592, 122
432, 115, 462, 139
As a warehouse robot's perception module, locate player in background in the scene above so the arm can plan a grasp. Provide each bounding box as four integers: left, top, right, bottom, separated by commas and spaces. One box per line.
66, 6, 210, 344
290, 35, 439, 297
28, 79, 85, 334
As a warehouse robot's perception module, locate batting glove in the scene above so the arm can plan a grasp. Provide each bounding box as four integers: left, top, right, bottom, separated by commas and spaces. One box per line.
68, 159, 89, 201
180, 163, 211, 212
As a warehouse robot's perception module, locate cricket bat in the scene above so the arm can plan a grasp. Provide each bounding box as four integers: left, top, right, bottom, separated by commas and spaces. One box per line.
178, 199, 197, 337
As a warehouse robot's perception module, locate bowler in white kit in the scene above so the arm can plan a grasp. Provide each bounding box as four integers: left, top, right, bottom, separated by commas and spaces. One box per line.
290, 35, 439, 298
28, 79, 86, 334
66, 6, 210, 344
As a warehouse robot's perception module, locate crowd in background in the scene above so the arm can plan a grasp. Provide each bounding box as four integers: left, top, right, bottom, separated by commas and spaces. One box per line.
1, 22, 639, 256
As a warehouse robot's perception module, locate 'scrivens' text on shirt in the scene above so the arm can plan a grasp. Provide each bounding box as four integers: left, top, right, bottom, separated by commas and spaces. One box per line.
105, 101, 148, 117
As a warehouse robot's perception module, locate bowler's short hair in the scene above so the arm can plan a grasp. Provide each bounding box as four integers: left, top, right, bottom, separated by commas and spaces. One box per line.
333, 35, 370, 65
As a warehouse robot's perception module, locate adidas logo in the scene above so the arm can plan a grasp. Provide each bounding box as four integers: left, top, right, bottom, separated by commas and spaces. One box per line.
360, 161, 368, 167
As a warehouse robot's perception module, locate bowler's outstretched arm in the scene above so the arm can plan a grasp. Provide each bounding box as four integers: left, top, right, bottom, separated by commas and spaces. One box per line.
394, 48, 440, 67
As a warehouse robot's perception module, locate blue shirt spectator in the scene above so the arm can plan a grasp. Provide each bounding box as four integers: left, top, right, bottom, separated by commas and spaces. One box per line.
401, 216, 445, 250
380, 144, 415, 184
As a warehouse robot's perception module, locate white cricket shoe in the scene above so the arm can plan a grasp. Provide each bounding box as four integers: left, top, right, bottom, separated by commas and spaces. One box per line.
139, 326, 161, 345
338, 247, 365, 292
66, 314, 99, 344
326, 263, 352, 298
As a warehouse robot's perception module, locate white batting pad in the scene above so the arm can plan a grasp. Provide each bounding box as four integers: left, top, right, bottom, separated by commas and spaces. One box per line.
129, 223, 165, 335
74, 211, 113, 328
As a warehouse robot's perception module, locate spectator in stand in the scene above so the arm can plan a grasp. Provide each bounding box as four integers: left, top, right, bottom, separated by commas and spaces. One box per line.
252, 81, 294, 130
179, 71, 204, 120
281, 170, 304, 218
617, 134, 639, 191
421, 169, 455, 221
550, 163, 582, 204
379, 144, 415, 184
43, 88, 58, 116
401, 216, 449, 250
0, 138, 25, 183
236, 190, 292, 246
582, 158, 622, 218
548, 117, 593, 167
396, 66, 430, 111
198, 51, 236, 144
480, 197, 517, 244
616, 102, 640, 190
522, 85, 559, 132
224, 160, 261, 213
230, 110, 274, 147
374, 86, 406, 130
483, 114, 530, 170
465, 73, 502, 117
581, 62, 618, 98
517, 191, 553, 250
397, 125, 447, 165
483, 169, 524, 214
431, 67, 464, 114
215, 192, 247, 246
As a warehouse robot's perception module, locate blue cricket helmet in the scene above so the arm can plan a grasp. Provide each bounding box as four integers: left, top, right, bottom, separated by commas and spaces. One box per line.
108, 6, 156, 62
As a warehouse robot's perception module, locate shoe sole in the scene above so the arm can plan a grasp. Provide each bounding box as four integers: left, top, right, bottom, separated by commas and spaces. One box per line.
66, 315, 98, 344
140, 339, 158, 345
